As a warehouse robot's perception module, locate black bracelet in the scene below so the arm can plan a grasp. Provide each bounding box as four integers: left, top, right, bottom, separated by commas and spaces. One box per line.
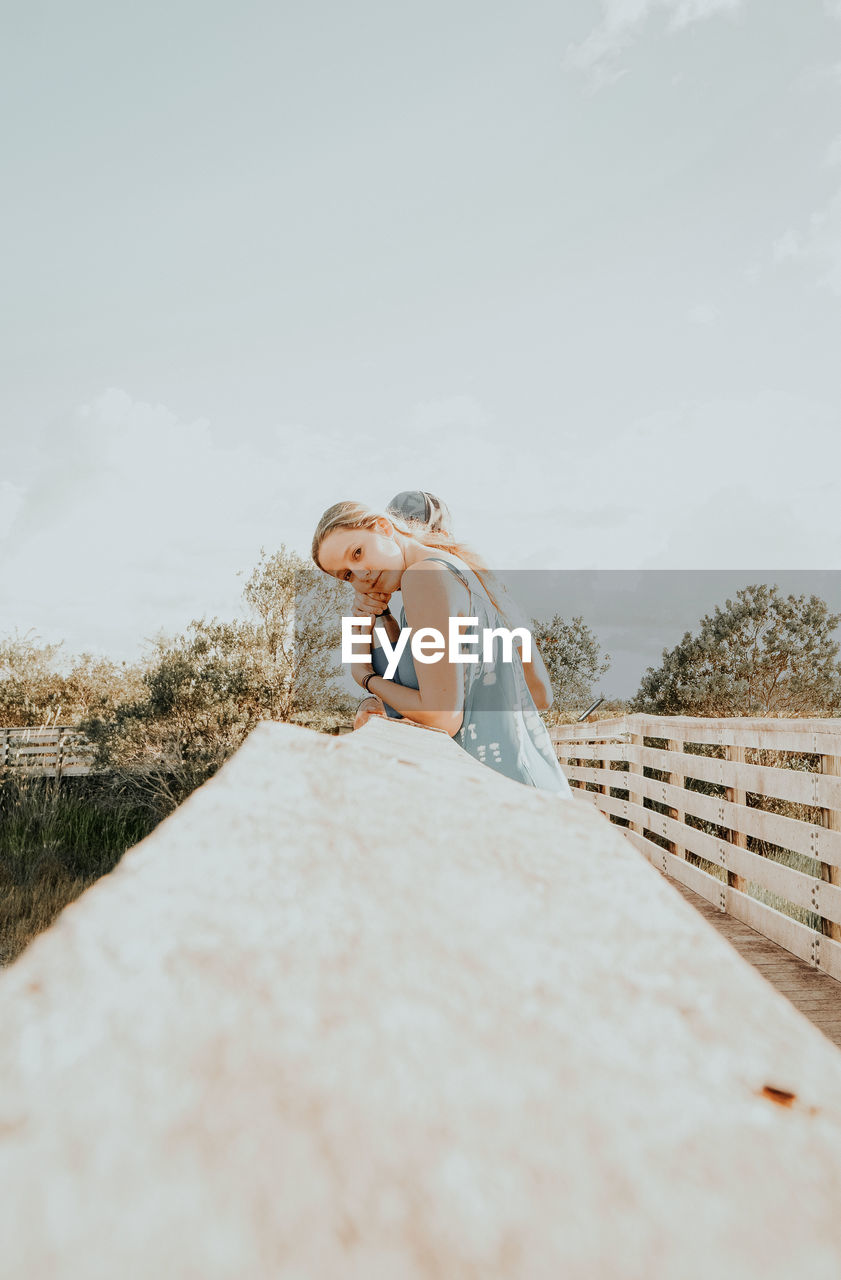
362, 671, 377, 693
379, 605, 392, 619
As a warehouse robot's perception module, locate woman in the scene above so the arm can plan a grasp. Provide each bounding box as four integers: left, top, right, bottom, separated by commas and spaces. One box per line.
311, 500, 571, 795
353, 490, 553, 726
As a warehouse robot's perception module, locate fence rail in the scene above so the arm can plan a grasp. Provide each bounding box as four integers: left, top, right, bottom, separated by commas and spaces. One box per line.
0, 727, 93, 777
552, 714, 841, 982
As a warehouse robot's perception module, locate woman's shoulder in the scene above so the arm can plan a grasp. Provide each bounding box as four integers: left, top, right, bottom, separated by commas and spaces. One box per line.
406, 550, 472, 579
401, 554, 472, 606
403, 554, 471, 592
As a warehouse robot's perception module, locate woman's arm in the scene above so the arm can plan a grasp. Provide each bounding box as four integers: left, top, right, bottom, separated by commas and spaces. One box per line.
516, 637, 554, 711
362, 563, 466, 736
493, 579, 553, 711
353, 584, 400, 647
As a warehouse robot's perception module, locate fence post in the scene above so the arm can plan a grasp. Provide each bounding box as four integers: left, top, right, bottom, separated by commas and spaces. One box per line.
819, 754, 841, 944
563, 731, 583, 795
56, 729, 65, 781
1, 726, 7, 772
628, 732, 644, 834
592, 739, 607, 801
666, 738, 685, 859
725, 744, 748, 894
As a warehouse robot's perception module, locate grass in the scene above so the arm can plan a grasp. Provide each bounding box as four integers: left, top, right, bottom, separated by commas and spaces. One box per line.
0, 772, 164, 966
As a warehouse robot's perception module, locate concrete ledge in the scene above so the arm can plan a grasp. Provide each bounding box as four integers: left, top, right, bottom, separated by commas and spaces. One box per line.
2, 718, 841, 1278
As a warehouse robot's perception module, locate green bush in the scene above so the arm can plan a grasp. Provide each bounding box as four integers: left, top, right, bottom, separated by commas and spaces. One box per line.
0, 772, 164, 965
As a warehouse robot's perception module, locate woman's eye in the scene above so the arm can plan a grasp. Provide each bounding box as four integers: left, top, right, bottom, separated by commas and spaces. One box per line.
343, 547, 362, 580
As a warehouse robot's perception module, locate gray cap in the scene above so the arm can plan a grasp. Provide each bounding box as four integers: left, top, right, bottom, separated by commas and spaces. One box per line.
387, 490, 451, 532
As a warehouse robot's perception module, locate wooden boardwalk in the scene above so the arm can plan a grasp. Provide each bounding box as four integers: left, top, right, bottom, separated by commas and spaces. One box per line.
666, 877, 841, 1053
5, 719, 841, 1278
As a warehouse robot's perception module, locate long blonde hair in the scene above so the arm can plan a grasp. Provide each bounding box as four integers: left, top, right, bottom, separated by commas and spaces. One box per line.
311, 500, 507, 617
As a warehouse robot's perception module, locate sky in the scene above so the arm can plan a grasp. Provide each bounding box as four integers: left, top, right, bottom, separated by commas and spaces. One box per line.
2, 0, 841, 696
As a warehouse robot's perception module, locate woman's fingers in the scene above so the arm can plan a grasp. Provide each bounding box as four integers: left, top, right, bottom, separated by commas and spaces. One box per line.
353, 585, 392, 611
352, 595, 392, 619
353, 694, 386, 729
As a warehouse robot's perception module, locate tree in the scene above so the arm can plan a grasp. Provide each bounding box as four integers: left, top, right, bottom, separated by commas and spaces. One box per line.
79, 547, 358, 811
81, 617, 273, 808
240, 544, 355, 724
630, 584, 841, 717
530, 614, 610, 724
0, 629, 137, 727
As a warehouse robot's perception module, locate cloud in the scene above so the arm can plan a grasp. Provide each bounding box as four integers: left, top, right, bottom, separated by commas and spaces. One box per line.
566, 0, 746, 78
687, 302, 718, 325
0, 387, 507, 658
772, 229, 802, 263
640, 484, 841, 568
772, 190, 841, 294
0, 481, 25, 539
0, 389, 371, 658
0, 390, 271, 655
497, 391, 840, 572
4, 386, 837, 658
408, 395, 489, 434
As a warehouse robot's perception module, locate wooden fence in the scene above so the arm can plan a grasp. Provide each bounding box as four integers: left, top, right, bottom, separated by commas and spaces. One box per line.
552, 715, 841, 982
0, 727, 93, 777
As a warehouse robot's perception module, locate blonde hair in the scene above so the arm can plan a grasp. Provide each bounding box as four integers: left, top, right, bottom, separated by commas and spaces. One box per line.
311, 500, 507, 617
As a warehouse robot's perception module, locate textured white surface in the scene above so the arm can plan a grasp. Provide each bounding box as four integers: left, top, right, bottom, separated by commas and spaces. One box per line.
2, 717, 841, 1279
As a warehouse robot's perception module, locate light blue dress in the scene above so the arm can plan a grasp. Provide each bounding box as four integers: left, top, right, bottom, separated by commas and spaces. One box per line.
370, 557, 572, 795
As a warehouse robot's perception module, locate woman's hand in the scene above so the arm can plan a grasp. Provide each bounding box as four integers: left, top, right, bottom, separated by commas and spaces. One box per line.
353, 696, 386, 729
353, 582, 392, 621
352, 660, 375, 690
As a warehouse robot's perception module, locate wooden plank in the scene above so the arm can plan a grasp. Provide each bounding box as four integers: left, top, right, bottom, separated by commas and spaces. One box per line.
665, 881, 841, 1048
726, 744, 748, 895
724, 892, 841, 982
619, 771, 841, 870
621, 828, 841, 981
563, 764, 624, 785
587, 793, 841, 927
572, 786, 637, 826
630, 715, 841, 754
665, 738, 686, 861
636, 744, 841, 810
554, 743, 631, 763
569, 758, 821, 870
563, 752, 839, 875
552, 714, 841, 755
0, 726, 92, 778
627, 732, 643, 837
4, 729, 61, 739
549, 716, 629, 743
3, 762, 92, 776
820, 755, 841, 944
624, 828, 725, 906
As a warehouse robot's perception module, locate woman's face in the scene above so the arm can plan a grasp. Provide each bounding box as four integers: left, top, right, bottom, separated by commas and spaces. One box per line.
318, 517, 405, 593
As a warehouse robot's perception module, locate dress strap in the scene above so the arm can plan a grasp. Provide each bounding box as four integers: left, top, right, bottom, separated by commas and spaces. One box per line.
421, 556, 472, 591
